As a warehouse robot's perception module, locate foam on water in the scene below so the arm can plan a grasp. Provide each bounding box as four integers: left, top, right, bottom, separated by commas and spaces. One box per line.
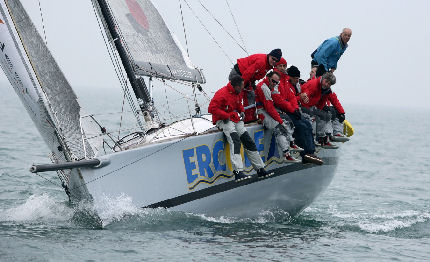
306, 206, 430, 234
0, 193, 72, 222
357, 211, 430, 233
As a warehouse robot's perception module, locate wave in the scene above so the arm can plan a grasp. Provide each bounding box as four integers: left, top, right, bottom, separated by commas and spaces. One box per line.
0, 193, 73, 222
306, 206, 430, 234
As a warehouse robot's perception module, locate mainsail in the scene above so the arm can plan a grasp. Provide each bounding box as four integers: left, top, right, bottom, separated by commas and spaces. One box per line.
101, 0, 205, 84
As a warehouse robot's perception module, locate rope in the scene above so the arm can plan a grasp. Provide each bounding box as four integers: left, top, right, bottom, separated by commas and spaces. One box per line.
198, 0, 248, 54
225, 0, 248, 54
182, 0, 234, 65
37, 0, 48, 45
117, 90, 127, 140
33, 172, 62, 188
178, 0, 190, 57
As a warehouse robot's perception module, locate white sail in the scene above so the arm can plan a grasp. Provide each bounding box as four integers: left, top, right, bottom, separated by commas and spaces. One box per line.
0, 0, 93, 160
103, 0, 205, 83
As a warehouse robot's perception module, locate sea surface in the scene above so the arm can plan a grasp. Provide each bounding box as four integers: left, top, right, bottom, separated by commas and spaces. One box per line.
0, 86, 429, 261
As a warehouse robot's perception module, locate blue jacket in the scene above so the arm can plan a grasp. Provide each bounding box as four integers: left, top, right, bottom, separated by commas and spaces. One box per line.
312, 36, 347, 71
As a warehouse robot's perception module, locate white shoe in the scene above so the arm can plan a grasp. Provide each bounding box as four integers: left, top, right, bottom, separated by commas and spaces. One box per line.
330, 133, 350, 142
284, 153, 300, 163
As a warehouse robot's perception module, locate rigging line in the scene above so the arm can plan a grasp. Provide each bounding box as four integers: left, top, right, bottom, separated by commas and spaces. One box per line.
178, 0, 190, 57
33, 172, 62, 188
37, 0, 48, 45
91, 0, 144, 131
182, 0, 234, 65
197, 0, 247, 54
117, 90, 127, 140
157, 79, 195, 102
225, 0, 248, 54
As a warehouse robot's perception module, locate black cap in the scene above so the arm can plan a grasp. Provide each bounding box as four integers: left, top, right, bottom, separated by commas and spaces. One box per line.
287, 65, 300, 77
268, 49, 282, 61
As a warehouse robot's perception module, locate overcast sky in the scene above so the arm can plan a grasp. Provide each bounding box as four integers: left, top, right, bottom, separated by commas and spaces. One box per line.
1, 0, 430, 110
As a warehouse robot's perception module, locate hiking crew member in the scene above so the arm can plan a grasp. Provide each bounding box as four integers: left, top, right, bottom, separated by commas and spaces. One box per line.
311, 28, 352, 77
228, 49, 282, 123
273, 60, 303, 152
272, 65, 323, 165
300, 72, 346, 148
208, 76, 274, 181
255, 71, 299, 163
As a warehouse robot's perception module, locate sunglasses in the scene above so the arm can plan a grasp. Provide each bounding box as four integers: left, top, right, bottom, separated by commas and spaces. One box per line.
271, 79, 279, 85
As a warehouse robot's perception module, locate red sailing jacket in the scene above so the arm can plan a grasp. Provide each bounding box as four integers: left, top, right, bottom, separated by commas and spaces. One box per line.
300, 77, 345, 114
237, 54, 273, 87
255, 78, 283, 124
272, 69, 299, 113
208, 83, 244, 124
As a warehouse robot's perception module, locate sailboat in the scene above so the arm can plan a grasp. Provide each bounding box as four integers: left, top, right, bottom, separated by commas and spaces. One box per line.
0, 0, 341, 218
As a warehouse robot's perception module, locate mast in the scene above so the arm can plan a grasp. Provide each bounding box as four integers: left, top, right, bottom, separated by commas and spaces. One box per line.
95, 0, 158, 128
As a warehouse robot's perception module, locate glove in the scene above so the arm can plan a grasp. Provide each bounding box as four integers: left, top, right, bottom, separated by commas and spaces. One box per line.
229, 111, 240, 123
322, 105, 330, 112
293, 109, 301, 120
337, 113, 345, 123
239, 112, 245, 121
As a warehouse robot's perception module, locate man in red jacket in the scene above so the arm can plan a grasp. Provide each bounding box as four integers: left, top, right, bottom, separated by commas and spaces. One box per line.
300, 72, 346, 147
208, 76, 274, 181
255, 71, 299, 163
228, 49, 282, 123
272, 64, 323, 165
273, 61, 302, 152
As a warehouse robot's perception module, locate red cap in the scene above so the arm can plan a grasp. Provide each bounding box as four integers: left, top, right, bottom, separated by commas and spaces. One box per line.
275, 57, 287, 66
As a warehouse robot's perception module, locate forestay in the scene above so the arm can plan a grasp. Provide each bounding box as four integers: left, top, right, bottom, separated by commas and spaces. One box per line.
104, 0, 205, 83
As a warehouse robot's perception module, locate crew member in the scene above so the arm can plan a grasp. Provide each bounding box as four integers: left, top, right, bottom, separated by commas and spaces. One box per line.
255, 71, 299, 163
300, 72, 346, 147
272, 64, 323, 165
208, 75, 274, 181
273, 60, 303, 152
228, 49, 282, 122
311, 28, 352, 77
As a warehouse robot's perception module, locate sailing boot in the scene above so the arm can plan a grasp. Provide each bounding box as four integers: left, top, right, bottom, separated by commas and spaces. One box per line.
234, 170, 252, 182
330, 133, 350, 142
257, 168, 274, 179
290, 141, 304, 152
321, 136, 338, 149
302, 154, 324, 165
283, 152, 300, 163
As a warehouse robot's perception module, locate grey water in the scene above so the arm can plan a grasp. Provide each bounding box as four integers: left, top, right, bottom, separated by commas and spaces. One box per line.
1, 86, 429, 261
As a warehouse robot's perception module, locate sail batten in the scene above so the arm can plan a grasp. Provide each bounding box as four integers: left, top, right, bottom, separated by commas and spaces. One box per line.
104, 0, 205, 83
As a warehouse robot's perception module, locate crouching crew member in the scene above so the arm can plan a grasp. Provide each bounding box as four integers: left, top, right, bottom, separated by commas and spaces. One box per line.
255, 71, 299, 163
208, 76, 274, 181
272, 64, 323, 165
300, 72, 346, 148
228, 49, 282, 123
311, 28, 352, 77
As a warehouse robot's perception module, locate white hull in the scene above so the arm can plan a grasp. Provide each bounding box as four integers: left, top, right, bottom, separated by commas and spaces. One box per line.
74, 118, 338, 218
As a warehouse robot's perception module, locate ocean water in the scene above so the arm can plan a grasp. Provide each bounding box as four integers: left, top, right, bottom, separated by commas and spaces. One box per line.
0, 86, 429, 261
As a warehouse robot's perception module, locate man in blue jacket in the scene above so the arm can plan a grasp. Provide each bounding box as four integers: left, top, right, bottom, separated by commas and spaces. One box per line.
311, 28, 352, 77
